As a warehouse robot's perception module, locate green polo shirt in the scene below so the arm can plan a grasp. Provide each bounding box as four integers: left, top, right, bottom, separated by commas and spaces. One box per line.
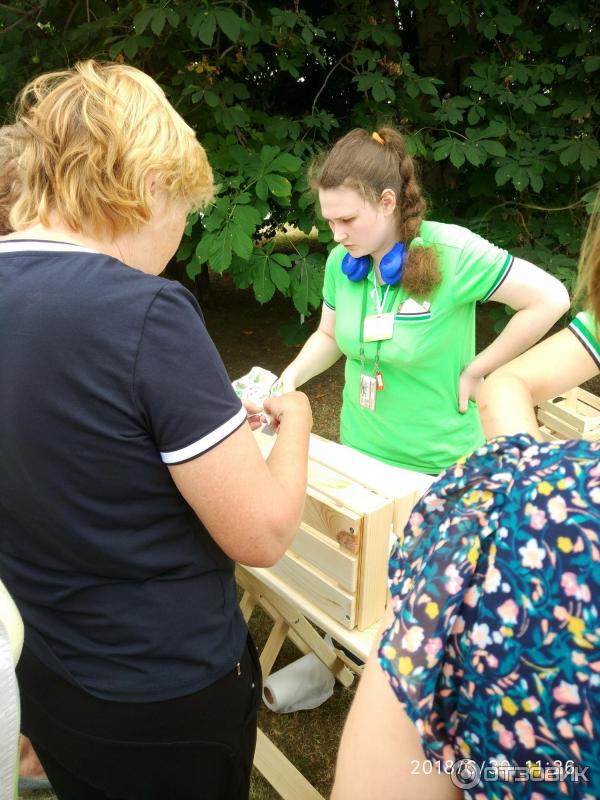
322, 220, 513, 474
569, 309, 600, 368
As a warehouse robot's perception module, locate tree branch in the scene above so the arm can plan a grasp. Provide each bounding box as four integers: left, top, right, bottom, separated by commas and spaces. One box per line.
311, 48, 355, 116
0, 3, 30, 14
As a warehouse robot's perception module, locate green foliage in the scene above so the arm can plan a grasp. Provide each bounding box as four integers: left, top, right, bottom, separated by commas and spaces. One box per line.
1, 0, 598, 318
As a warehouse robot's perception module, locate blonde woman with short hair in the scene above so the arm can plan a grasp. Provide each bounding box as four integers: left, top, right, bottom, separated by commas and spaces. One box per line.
0, 60, 312, 800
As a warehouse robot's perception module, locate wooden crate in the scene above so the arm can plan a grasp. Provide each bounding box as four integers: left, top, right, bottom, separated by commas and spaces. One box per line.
253, 429, 432, 631
537, 387, 600, 441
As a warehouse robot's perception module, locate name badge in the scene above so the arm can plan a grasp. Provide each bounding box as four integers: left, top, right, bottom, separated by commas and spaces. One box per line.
363, 312, 395, 342
359, 374, 377, 411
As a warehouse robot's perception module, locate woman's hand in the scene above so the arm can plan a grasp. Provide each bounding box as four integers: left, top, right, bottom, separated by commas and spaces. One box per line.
273, 369, 297, 395
169, 391, 312, 567
458, 366, 483, 413
263, 391, 312, 432
242, 399, 267, 431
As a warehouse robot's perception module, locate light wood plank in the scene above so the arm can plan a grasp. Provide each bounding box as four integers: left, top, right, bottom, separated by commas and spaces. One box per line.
539, 390, 600, 434
356, 501, 394, 631
537, 408, 600, 440
308, 433, 434, 502
291, 523, 358, 591
254, 729, 325, 800
539, 424, 564, 442
239, 590, 256, 623
260, 617, 289, 678
307, 459, 389, 516
238, 580, 312, 659
238, 565, 379, 664
576, 387, 600, 412
236, 566, 356, 685
303, 490, 363, 553
269, 551, 356, 628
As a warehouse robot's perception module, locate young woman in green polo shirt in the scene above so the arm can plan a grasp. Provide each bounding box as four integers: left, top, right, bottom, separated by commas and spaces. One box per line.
479, 192, 600, 439
278, 126, 570, 474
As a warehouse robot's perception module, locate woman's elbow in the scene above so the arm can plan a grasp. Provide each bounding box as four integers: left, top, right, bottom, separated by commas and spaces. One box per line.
229, 510, 302, 568
547, 281, 570, 318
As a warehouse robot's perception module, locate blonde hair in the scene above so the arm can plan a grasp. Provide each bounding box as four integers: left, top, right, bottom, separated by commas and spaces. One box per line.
10, 60, 213, 236
575, 189, 600, 322
310, 127, 441, 296
0, 123, 23, 235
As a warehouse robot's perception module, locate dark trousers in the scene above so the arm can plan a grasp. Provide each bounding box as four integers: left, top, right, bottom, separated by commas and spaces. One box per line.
17, 636, 262, 800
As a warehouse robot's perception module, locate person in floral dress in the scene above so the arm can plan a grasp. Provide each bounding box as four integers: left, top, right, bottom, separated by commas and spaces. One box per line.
331, 197, 600, 799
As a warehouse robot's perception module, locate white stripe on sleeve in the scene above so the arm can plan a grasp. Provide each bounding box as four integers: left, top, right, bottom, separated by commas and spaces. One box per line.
160, 406, 247, 464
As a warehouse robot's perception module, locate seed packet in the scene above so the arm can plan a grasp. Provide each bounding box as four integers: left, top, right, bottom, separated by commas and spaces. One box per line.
232, 366, 279, 406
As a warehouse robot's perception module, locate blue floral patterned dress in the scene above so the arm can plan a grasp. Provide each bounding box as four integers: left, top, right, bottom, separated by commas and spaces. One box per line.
379, 435, 600, 799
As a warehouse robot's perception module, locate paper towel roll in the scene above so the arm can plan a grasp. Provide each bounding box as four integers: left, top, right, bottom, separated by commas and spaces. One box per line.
262, 651, 335, 714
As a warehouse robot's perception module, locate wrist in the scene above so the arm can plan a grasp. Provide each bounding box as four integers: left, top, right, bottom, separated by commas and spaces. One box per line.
463, 362, 485, 380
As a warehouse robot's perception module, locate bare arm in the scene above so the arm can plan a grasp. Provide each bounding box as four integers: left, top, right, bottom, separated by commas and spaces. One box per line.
458, 257, 570, 411
168, 392, 312, 567
477, 328, 599, 439
332, 605, 460, 800
279, 303, 342, 391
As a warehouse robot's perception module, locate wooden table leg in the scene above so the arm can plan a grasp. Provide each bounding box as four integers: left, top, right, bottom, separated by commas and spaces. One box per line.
260, 616, 289, 678
254, 729, 325, 800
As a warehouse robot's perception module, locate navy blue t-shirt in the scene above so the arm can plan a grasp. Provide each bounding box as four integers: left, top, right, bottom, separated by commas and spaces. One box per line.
0, 240, 248, 701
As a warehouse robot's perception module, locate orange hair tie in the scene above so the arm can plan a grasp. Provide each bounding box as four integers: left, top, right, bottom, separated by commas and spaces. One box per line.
372, 131, 385, 145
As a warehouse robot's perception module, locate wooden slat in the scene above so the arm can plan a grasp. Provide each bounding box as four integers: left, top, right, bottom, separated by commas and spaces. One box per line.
291, 523, 358, 592
538, 408, 600, 440
260, 616, 289, 678
537, 408, 580, 439
236, 566, 355, 686
308, 433, 433, 501
269, 551, 356, 628
539, 390, 600, 434
539, 424, 564, 442
577, 387, 600, 412
254, 426, 390, 513
237, 565, 379, 665
239, 589, 256, 623
254, 729, 325, 800
239, 583, 312, 659
303, 489, 363, 553
306, 459, 390, 516
356, 501, 394, 631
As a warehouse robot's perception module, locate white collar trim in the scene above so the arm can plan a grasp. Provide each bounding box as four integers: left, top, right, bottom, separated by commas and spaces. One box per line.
0, 239, 99, 255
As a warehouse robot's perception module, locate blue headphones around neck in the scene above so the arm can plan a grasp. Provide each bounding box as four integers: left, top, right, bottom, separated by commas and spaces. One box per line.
341, 241, 407, 286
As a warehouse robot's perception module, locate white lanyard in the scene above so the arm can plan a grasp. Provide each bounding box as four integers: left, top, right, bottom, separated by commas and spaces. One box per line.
371, 272, 390, 315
